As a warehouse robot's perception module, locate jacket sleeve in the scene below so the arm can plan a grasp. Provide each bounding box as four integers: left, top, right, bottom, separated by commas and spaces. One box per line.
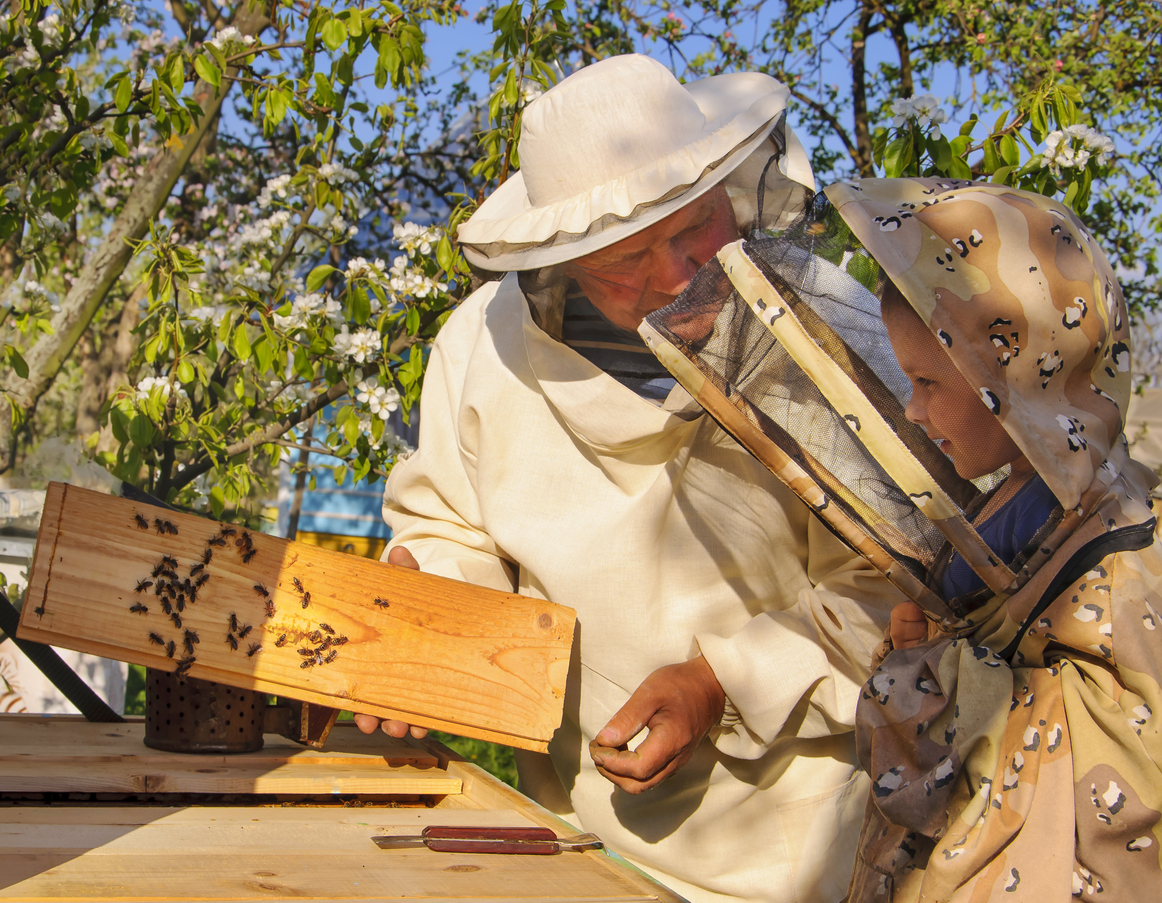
380, 286, 519, 594
696, 513, 900, 760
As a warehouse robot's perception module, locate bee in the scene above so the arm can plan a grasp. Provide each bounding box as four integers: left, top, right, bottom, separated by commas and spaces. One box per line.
201, 548, 213, 566
164, 640, 176, 659
207, 535, 227, 548
164, 521, 178, 536
246, 643, 262, 658
134, 579, 153, 593
148, 632, 165, 646
292, 577, 304, 593
274, 634, 288, 648
323, 650, 338, 664
263, 600, 276, 618
297, 647, 313, 657
158, 568, 178, 581
373, 597, 390, 608
129, 602, 149, 614
253, 583, 269, 598
308, 630, 322, 643
150, 563, 166, 578
160, 599, 173, 615
240, 530, 253, 546
161, 555, 178, 570
170, 612, 183, 629
189, 563, 204, 577
183, 629, 199, 653
175, 656, 195, 680
220, 526, 237, 537
228, 612, 240, 633
194, 573, 209, 588
154, 518, 167, 535
317, 636, 332, 650
226, 633, 238, 651
300, 659, 315, 670
33, 603, 45, 617
237, 624, 252, 639
300, 591, 310, 609
319, 623, 335, 635
175, 595, 185, 613
332, 636, 348, 646
241, 549, 257, 564
134, 513, 150, 529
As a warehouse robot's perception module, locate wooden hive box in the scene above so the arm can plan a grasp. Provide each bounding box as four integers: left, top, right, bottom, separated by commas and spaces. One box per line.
17, 482, 575, 751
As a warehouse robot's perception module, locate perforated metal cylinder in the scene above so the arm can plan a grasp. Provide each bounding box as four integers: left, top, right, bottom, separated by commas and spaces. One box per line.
143, 668, 265, 753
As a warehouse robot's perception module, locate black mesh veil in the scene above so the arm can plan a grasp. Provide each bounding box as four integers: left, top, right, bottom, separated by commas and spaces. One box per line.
641, 195, 1052, 619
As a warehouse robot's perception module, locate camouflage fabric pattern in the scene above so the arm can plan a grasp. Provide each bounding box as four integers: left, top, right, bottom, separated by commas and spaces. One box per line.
824, 179, 1162, 900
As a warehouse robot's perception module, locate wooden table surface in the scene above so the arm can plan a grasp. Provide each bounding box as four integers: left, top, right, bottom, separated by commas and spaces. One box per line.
0, 716, 683, 903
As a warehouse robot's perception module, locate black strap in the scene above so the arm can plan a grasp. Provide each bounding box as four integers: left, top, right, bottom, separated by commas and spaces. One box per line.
999, 519, 1156, 663
0, 589, 125, 722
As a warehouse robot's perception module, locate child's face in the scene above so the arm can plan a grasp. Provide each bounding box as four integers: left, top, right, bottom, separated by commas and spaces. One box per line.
883, 298, 1023, 480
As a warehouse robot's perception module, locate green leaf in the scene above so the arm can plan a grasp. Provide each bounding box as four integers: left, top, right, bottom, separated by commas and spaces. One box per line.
405, 306, 420, 334
253, 335, 273, 374
110, 408, 130, 443
306, 264, 337, 292
321, 18, 347, 51
883, 134, 913, 178
176, 359, 195, 383
948, 157, 973, 180
333, 462, 349, 486
232, 326, 252, 361
1063, 179, 1080, 208
346, 8, 363, 36
265, 87, 288, 125
107, 131, 129, 157
981, 139, 1000, 174
129, 413, 155, 447
436, 235, 454, 272
115, 76, 132, 114
342, 414, 360, 446
166, 53, 184, 94
503, 68, 519, 106
351, 286, 371, 325
928, 136, 952, 172
998, 134, 1020, 167
209, 485, 225, 518
991, 165, 1013, 185
294, 344, 313, 380
5, 346, 28, 379
194, 55, 221, 89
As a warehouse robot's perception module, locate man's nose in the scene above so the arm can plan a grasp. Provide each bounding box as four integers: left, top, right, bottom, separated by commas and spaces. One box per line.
650, 242, 703, 296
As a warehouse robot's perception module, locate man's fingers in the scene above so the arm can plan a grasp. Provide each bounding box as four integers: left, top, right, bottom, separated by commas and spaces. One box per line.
890, 601, 929, 649
353, 713, 380, 734
387, 545, 420, 570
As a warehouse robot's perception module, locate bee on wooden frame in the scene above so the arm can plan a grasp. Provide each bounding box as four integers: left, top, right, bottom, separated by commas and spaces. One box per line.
374, 597, 390, 608
241, 548, 258, 564
189, 563, 205, 577
297, 647, 313, 657
308, 630, 322, 643
175, 656, 195, 680
292, 577, 304, 593
195, 573, 209, 588
220, 526, 237, 537
134, 513, 150, 530
300, 591, 311, 609
170, 612, 183, 629
160, 599, 174, 616
300, 659, 315, 670
226, 633, 238, 651
332, 636, 348, 646
165, 521, 178, 535
263, 600, 276, 619
319, 623, 335, 635
323, 650, 338, 664
237, 624, 252, 639
154, 518, 167, 535
207, 535, 227, 548
161, 555, 178, 570
134, 579, 153, 593
165, 640, 176, 659
274, 634, 288, 648
148, 632, 165, 647
246, 643, 261, 658
228, 612, 240, 633
201, 548, 213, 566
253, 584, 269, 598
129, 602, 149, 615
183, 629, 199, 653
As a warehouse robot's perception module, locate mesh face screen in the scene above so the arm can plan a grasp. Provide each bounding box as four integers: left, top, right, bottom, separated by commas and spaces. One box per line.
644, 196, 1052, 606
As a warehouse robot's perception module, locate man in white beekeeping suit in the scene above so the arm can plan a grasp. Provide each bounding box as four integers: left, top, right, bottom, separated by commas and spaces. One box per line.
356, 54, 900, 903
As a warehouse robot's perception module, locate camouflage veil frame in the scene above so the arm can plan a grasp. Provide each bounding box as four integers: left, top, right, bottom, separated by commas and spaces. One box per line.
640, 180, 1133, 630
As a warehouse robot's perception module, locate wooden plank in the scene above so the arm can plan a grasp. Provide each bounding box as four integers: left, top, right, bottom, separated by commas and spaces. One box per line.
0, 718, 441, 768
18, 483, 575, 752
0, 807, 664, 901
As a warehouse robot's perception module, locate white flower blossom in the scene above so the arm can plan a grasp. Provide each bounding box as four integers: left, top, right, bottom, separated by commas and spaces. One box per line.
135, 375, 189, 403
257, 174, 292, 208
393, 222, 440, 257
1040, 126, 1115, 177
889, 94, 949, 140
1, 184, 20, 204
354, 376, 400, 420
389, 256, 447, 299
317, 162, 359, 185
333, 326, 380, 363
206, 26, 256, 51
345, 256, 388, 282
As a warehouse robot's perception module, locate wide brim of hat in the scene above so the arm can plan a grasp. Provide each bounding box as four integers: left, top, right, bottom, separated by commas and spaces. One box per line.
457, 71, 794, 272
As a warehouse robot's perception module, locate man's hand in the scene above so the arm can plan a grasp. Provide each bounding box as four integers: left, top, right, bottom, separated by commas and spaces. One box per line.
353, 545, 429, 740
588, 656, 725, 794
889, 601, 928, 650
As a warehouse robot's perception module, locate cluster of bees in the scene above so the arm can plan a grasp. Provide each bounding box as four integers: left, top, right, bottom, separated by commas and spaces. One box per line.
129, 512, 350, 681
130, 517, 261, 682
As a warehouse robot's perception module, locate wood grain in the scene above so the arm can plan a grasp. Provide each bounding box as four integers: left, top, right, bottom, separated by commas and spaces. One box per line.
17, 483, 575, 751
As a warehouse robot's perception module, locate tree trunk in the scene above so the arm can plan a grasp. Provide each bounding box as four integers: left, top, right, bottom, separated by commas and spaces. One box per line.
74, 283, 144, 448
0, 1, 272, 474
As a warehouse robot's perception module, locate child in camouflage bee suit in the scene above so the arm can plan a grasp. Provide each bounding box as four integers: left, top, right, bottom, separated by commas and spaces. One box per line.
641, 176, 1162, 901
837, 180, 1162, 901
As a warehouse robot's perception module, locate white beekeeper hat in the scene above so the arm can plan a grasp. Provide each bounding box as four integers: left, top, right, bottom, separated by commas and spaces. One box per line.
456, 54, 815, 271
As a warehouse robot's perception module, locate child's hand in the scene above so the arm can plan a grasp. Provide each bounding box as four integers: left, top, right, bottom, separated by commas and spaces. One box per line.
890, 601, 928, 649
